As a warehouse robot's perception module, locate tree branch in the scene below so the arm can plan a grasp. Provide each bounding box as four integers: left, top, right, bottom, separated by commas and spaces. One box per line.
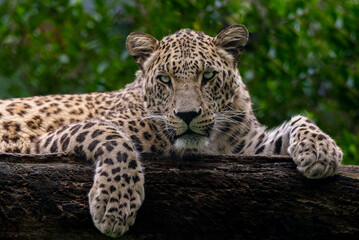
0, 153, 358, 239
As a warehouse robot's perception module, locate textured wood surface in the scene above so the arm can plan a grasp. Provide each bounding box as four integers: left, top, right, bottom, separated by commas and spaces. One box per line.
0, 153, 358, 240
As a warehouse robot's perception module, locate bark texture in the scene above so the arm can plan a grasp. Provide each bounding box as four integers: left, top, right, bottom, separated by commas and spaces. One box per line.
0, 153, 358, 240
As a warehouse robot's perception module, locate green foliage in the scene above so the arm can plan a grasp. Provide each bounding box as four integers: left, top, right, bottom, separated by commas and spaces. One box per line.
0, 0, 136, 96
237, 0, 359, 165
0, 0, 358, 164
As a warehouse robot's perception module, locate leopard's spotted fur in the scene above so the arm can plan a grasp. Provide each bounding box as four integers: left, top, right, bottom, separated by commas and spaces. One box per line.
0, 25, 342, 237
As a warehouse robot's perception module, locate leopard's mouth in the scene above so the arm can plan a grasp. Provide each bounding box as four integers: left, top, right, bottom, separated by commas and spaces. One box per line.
175, 129, 209, 139
173, 130, 209, 151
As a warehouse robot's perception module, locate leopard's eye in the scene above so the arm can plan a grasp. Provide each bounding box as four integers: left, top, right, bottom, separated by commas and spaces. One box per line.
203, 71, 215, 80
157, 75, 171, 84
202, 71, 217, 86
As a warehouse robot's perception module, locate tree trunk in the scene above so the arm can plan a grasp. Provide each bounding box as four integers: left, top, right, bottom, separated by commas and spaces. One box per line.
0, 153, 358, 240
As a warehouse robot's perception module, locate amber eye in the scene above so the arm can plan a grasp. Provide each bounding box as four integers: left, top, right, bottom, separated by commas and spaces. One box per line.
157, 75, 171, 84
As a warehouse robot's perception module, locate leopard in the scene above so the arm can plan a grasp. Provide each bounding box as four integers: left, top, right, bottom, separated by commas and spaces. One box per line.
0, 24, 342, 237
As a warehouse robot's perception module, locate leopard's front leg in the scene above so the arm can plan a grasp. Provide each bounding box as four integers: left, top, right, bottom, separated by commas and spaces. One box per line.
33, 119, 144, 237
256, 115, 343, 179
287, 116, 343, 178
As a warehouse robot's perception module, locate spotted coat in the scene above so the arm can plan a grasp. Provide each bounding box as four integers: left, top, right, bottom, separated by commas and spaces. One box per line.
0, 25, 342, 237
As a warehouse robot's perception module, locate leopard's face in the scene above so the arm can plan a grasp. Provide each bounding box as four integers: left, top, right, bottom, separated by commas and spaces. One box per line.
126, 25, 249, 152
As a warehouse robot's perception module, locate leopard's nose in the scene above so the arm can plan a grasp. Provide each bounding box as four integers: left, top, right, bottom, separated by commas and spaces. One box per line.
174, 108, 202, 125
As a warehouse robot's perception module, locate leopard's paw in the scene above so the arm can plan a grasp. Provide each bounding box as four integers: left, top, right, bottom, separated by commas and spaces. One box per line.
289, 133, 343, 179
88, 176, 144, 238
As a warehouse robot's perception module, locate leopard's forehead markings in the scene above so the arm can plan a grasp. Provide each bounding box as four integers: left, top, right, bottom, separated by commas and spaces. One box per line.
160, 29, 213, 46
156, 29, 218, 78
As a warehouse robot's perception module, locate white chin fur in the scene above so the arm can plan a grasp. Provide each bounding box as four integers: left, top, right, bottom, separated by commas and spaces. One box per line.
174, 134, 209, 153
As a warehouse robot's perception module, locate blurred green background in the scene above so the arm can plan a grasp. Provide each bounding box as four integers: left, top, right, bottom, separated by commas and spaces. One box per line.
0, 0, 358, 164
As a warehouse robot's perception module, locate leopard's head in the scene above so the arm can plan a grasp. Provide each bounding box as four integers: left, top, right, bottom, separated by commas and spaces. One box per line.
126, 25, 250, 153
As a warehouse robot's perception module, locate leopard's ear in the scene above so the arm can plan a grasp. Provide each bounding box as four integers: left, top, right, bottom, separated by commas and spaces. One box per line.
126, 32, 159, 71
214, 24, 249, 65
